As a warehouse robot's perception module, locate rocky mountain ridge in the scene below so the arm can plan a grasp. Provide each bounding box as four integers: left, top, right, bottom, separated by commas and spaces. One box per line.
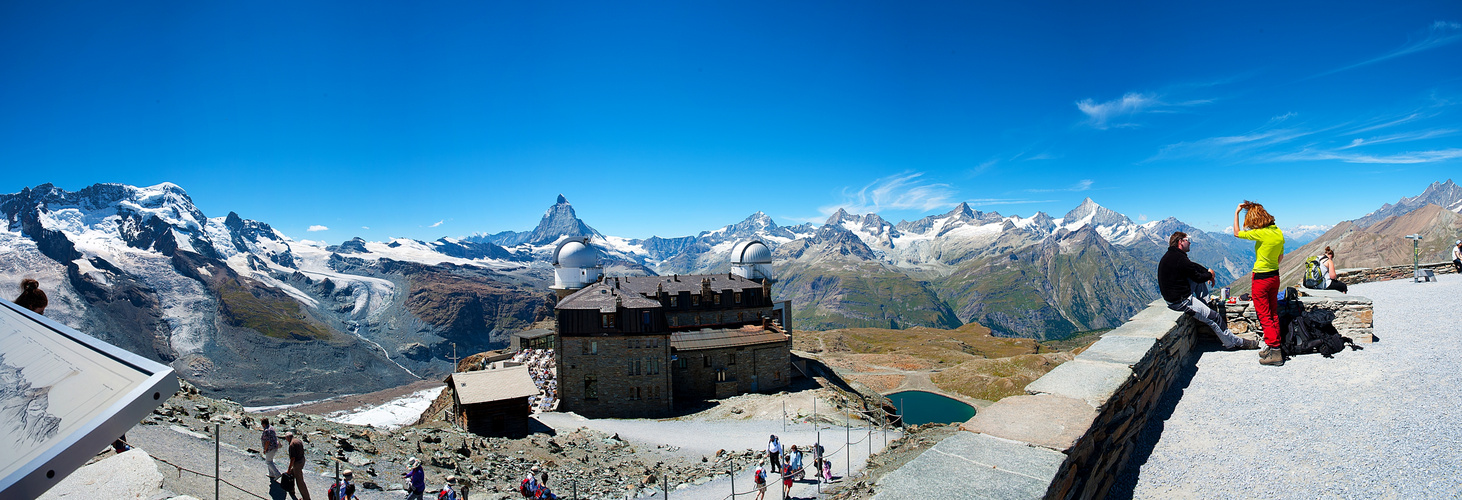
1, 183, 555, 406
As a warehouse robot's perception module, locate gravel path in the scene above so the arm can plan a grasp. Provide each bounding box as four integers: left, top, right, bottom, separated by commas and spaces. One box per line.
1113, 274, 1462, 499
537, 411, 899, 499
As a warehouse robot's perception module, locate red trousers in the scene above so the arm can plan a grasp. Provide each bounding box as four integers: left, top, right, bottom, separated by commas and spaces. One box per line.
1252, 273, 1281, 348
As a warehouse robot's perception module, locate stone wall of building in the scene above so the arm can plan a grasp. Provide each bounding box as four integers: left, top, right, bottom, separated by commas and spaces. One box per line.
874, 292, 1377, 499
672, 341, 793, 400
557, 336, 673, 418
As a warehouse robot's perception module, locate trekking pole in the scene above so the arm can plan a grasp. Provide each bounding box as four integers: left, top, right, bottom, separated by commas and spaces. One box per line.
214, 423, 220, 500
845, 407, 849, 480
729, 464, 735, 499
663, 473, 668, 500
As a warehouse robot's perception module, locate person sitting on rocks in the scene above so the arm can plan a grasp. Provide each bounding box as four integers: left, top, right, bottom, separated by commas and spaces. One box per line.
1158, 232, 1259, 350
1319, 246, 1348, 293
1453, 240, 1461, 273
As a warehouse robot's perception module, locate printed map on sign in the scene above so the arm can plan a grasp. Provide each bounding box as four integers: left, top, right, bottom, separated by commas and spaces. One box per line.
0, 307, 149, 482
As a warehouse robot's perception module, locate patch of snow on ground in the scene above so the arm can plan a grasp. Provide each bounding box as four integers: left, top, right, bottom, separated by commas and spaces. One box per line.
324, 387, 444, 430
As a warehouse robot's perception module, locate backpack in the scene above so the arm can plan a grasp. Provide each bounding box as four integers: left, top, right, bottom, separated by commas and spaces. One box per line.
327, 482, 341, 500
519, 478, 536, 497
754, 468, 766, 484
1282, 314, 1362, 357
1302, 256, 1324, 288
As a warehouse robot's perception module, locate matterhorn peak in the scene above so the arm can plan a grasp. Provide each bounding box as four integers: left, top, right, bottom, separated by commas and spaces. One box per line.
556, 194, 568, 204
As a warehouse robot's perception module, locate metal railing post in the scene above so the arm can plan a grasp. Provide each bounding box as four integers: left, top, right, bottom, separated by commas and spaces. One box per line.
214, 423, 220, 500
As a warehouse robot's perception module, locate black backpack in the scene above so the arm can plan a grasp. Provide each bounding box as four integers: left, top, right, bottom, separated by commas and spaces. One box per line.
1282, 314, 1361, 358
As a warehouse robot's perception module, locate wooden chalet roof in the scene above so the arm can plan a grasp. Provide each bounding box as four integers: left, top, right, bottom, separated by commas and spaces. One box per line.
556, 274, 766, 311
447, 365, 539, 405
670, 325, 789, 352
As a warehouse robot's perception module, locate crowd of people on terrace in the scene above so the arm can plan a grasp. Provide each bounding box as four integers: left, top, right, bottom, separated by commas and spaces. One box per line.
511, 348, 558, 412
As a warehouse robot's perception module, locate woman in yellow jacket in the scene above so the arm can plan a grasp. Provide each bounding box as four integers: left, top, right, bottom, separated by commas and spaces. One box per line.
1233, 201, 1286, 366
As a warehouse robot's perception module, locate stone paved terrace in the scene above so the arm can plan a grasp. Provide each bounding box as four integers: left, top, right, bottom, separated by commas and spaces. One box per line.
874, 273, 1461, 499
1113, 273, 1462, 499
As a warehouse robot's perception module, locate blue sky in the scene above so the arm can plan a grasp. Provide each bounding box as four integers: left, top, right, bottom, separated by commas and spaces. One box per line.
3, 1, 1460, 242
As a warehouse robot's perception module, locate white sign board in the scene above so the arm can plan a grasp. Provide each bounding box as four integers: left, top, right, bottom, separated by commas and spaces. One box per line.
0, 300, 177, 499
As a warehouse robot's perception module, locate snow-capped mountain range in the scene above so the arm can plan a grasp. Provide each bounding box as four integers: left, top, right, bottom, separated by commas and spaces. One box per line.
9, 180, 1453, 401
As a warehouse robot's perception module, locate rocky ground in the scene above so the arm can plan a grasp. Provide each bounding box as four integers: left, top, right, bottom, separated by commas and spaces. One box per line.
113, 373, 941, 500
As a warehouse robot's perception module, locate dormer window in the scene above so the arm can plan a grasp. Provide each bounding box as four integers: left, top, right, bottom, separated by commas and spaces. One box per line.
734, 292, 742, 304
691, 295, 701, 306
601, 313, 615, 329
713, 294, 721, 305
669, 296, 678, 307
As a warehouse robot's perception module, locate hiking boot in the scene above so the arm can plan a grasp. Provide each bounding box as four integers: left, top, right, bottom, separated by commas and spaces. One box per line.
1259, 346, 1285, 366
1227, 337, 1260, 351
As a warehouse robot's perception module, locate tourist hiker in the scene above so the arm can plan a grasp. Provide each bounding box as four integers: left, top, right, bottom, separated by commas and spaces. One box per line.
404, 457, 426, 500
14, 278, 47, 315
753, 460, 768, 500
1452, 240, 1461, 273
520, 465, 540, 497
1320, 246, 1348, 293
787, 444, 804, 480
329, 469, 356, 500
781, 460, 794, 500
1233, 201, 1286, 366
261, 418, 282, 480
812, 441, 825, 483
438, 476, 458, 500
766, 435, 782, 470
1158, 232, 1258, 350
285, 431, 312, 500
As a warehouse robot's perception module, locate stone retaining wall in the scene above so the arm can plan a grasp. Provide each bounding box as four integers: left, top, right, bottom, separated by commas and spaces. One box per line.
874, 292, 1375, 499
1336, 261, 1456, 285
1222, 289, 1374, 342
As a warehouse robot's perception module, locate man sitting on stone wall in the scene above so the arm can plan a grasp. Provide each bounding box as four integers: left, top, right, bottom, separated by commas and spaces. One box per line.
1159, 231, 1260, 350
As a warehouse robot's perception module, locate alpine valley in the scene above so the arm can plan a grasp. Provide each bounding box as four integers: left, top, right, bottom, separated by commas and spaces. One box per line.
9, 181, 1453, 405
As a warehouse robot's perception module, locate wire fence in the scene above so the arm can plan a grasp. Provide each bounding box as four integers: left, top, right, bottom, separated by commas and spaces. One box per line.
120, 389, 907, 500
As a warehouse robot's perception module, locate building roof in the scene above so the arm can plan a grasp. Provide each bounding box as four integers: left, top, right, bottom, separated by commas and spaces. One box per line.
513, 328, 554, 340
556, 274, 766, 311
448, 365, 539, 405
671, 325, 789, 352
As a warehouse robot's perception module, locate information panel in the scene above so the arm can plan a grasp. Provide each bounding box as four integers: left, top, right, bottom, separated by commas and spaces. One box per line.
0, 300, 177, 499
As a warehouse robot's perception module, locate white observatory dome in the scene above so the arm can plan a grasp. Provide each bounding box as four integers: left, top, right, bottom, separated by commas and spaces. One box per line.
553, 238, 599, 268
731, 240, 772, 265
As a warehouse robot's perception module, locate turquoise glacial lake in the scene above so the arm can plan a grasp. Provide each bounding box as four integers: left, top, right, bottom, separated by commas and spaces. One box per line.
888, 390, 976, 425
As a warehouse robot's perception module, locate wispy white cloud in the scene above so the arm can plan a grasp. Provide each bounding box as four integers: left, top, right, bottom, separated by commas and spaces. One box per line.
1076, 92, 1212, 129
968, 199, 1057, 206
428, 220, 445, 228
1077, 93, 1161, 129
307, 225, 329, 232
1150, 128, 1316, 161
1346, 112, 1429, 134
1319, 21, 1462, 77
820, 172, 956, 216
1026, 179, 1095, 193
1272, 148, 1462, 164
1138, 214, 1149, 222
362, 226, 370, 230
1338, 128, 1459, 149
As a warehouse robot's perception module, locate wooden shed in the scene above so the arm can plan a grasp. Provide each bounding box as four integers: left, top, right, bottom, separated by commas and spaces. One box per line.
445, 365, 539, 438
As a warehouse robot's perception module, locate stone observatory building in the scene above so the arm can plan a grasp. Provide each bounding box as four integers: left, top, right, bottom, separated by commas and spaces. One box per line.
550, 239, 792, 418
